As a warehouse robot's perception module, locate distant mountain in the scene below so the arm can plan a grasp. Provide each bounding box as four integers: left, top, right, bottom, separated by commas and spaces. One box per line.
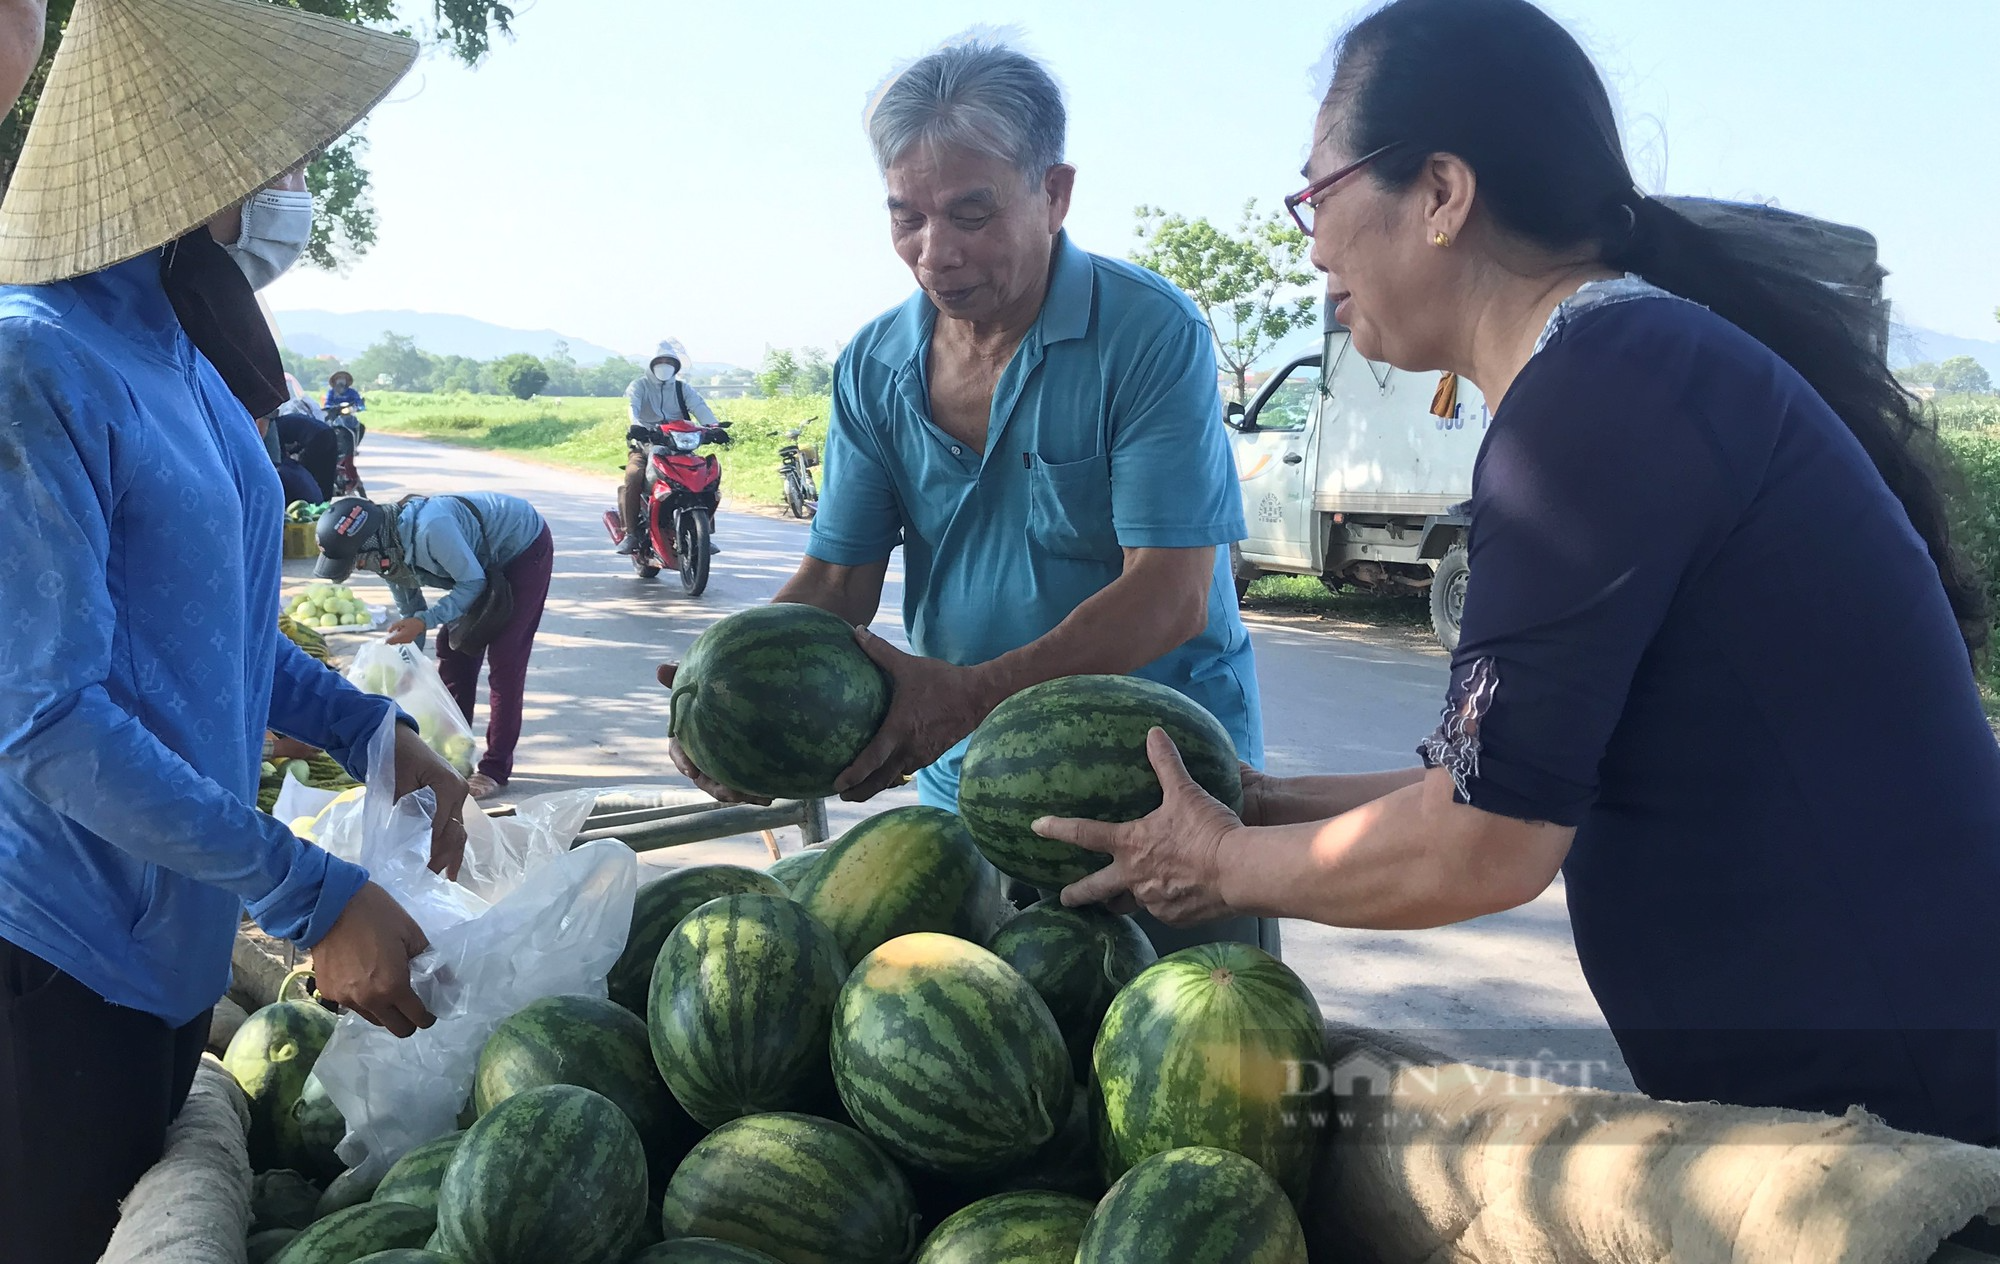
272, 309, 628, 365
1892, 324, 2000, 379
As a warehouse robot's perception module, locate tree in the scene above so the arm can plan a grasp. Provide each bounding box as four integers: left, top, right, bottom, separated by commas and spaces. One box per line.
493, 353, 547, 400
1935, 355, 1994, 396
1131, 199, 1318, 400
1895, 361, 1942, 388
539, 340, 584, 396
756, 347, 800, 398
350, 331, 433, 390
586, 356, 644, 397
1, 0, 515, 268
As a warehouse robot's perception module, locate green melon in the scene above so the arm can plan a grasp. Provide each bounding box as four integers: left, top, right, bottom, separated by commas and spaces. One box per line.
224, 998, 337, 1173
473, 993, 695, 1182
269, 1202, 436, 1264
1075, 1146, 1307, 1263
764, 849, 826, 893
956, 674, 1243, 888
629, 1238, 784, 1263
915, 1190, 1095, 1264
370, 1132, 464, 1212
668, 603, 891, 800
648, 893, 847, 1128
832, 932, 1072, 1176
435, 1084, 649, 1264
291, 1072, 347, 1183
988, 1084, 1104, 1201
659, 1113, 920, 1264
790, 806, 1009, 963
1093, 943, 1326, 1205
988, 899, 1157, 1081
313, 1165, 379, 1221
608, 865, 789, 1016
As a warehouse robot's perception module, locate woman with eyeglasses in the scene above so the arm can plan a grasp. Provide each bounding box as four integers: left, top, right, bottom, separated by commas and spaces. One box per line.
1036, 0, 2000, 1150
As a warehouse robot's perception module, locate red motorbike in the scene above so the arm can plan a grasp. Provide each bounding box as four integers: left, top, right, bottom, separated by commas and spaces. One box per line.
603, 417, 731, 595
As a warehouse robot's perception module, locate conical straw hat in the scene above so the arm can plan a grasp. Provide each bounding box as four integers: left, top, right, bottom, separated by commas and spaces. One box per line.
0, 0, 417, 285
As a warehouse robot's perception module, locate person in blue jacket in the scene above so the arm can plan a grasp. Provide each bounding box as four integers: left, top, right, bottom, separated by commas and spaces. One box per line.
324, 368, 367, 414
0, 3, 463, 1260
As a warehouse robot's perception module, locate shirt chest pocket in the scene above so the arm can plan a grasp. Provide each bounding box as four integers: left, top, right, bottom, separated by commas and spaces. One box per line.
1026, 452, 1121, 563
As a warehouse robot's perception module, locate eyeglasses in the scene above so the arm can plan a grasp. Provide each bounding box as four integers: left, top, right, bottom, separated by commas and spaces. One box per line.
1284, 142, 1401, 237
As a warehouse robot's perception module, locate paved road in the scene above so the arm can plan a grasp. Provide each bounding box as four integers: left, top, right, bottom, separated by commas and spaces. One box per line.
290, 434, 1629, 1087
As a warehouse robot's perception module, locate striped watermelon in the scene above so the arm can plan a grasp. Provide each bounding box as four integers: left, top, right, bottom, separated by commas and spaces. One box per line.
474, 993, 695, 1182
989, 1085, 1104, 1201
1075, 1146, 1307, 1263
764, 848, 825, 892
371, 1131, 463, 1212
290, 1073, 346, 1183
668, 603, 890, 800
648, 893, 848, 1128
609, 866, 789, 1016
659, 1112, 920, 1264
832, 932, 1072, 1175
956, 675, 1244, 888
268, 1202, 435, 1264
630, 1239, 784, 1263
790, 807, 1010, 963
224, 998, 337, 1173
988, 899, 1157, 1081
915, 1191, 1095, 1264
436, 1083, 649, 1264
1093, 944, 1325, 1204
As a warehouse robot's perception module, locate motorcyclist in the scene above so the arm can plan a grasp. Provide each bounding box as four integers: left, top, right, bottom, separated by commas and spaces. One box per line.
323, 369, 366, 414
618, 340, 724, 555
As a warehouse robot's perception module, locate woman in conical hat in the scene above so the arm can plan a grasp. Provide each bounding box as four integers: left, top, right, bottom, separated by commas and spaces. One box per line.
0, 3, 469, 1257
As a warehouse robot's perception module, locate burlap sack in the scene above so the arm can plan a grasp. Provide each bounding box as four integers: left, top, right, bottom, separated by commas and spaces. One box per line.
98, 1056, 253, 1264
1305, 1023, 2000, 1264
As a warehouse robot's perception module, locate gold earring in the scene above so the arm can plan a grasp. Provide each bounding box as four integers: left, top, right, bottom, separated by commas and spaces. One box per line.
1433, 231, 1452, 248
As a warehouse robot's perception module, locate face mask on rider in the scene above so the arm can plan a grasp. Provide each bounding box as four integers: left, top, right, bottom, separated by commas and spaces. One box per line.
652, 360, 677, 383
225, 188, 315, 290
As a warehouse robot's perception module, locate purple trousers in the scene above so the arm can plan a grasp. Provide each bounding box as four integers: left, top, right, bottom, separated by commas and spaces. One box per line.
437, 524, 553, 784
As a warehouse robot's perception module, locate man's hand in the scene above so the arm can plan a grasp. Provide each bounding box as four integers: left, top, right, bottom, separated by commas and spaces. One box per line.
311, 882, 434, 1037
393, 721, 469, 879
834, 626, 992, 803
657, 663, 772, 806
1039, 727, 1244, 926
384, 617, 426, 647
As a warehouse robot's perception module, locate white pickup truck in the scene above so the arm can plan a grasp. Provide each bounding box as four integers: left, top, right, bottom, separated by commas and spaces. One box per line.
1225, 198, 1890, 650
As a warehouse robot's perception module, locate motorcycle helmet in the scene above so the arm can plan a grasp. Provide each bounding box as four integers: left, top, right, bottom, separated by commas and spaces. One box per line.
314, 496, 386, 581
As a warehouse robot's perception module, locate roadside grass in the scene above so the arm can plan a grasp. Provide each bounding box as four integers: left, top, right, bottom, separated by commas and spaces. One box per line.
1241, 573, 1433, 634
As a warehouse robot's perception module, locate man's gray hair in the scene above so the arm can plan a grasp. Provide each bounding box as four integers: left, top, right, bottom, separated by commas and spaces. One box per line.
865, 38, 1066, 178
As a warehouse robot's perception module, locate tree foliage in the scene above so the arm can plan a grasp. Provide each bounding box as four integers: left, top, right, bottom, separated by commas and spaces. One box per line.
1131, 199, 1318, 400
493, 352, 549, 400
756, 345, 833, 397
1937, 355, 1995, 396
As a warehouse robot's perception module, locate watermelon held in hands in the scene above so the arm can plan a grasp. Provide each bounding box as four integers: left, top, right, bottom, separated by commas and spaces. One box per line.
1075, 1146, 1308, 1264
370, 1131, 463, 1212
789, 806, 1010, 963
609, 865, 789, 1016
832, 932, 1073, 1176
914, 1190, 1096, 1264
667, 603, 891, 800
1093, 943, 1326, 1205
764, 848, 826, 893
659, 1112, 920, 1264
224, 998, 337, 1173
987, 898, 1157, 1082
435, 1083, 650, 1264
956, 674, 1244, 889
268, 1202, 436, 1264
648, 893, 848, 1129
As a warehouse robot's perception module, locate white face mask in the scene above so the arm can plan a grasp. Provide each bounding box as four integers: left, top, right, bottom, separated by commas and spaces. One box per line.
652, 361, 678, 382
226, 189, 315, 290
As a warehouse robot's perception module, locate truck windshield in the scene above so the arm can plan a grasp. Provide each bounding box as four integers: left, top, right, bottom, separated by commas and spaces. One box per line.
1256, 365, 1321, 432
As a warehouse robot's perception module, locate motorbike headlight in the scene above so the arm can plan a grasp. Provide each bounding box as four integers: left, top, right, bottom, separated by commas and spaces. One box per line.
667, 429, 703, 453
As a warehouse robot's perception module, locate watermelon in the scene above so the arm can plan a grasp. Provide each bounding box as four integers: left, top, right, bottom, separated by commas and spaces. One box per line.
436, 1084, 649, 1264
351, 1254, 454, 1264
224, 998, 337, 1172
609, 865, 789, 1016
291, 1073, 347, 1182
473, 993, 695, 1181
956, 674, 1243, 888
667, 603, 891, 800
764, 848, 825, 893
251, 1169, 323, 1233
1093, 943, 1325, 1204
790, 806, 1010, 962
915, 1190, 1095, 1264
630, 1239, 784, 1263
988, 899, 1157, 1081
659, 1113, 920, 1264
831, 932, 1072, 1175
269, 1202, 436, 1264
371, 1131, 464, 1212
648, 893, 847, 1128
313, 1166, 380, 1221
247, 1228, 301, 1264
989, 1084, 1104, 1201
1075, 1146, 1307, 1264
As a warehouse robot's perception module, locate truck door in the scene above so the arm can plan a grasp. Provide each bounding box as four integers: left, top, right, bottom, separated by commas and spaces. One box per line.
1232, 355, 1322, 570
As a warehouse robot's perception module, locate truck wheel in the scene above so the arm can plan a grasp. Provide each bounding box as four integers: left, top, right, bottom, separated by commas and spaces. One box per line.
1429, 544, 1469, 653
1230, 543, 1259, 601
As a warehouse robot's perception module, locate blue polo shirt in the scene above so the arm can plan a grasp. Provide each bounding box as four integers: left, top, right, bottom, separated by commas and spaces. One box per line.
807, 232, 1263, 807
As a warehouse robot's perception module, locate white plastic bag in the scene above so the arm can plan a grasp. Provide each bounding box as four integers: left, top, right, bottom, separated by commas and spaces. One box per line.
310, 713, 635, 1182
343, 641, 479, 775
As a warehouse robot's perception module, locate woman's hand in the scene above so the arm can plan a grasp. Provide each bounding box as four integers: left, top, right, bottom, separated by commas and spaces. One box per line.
311, 882, 434, 1037
384, 617, 426, 646
392, 722, 468, 879
1037, 727, 1247, 926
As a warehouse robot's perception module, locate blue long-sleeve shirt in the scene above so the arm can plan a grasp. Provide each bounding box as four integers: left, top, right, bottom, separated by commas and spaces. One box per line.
379, 492, 546, 631
323, 386, 365, 412
0, 253, 398, 1027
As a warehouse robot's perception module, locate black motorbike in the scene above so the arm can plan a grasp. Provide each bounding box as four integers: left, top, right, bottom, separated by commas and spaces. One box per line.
777, 418, 820, 520
326, 402, 366, 497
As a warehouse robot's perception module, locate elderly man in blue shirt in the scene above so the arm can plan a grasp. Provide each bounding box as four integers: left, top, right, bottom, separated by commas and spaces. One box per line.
667, 40, 1269, 955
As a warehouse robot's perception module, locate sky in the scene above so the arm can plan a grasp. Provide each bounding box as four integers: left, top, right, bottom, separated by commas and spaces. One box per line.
264, 0, 2000, 368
